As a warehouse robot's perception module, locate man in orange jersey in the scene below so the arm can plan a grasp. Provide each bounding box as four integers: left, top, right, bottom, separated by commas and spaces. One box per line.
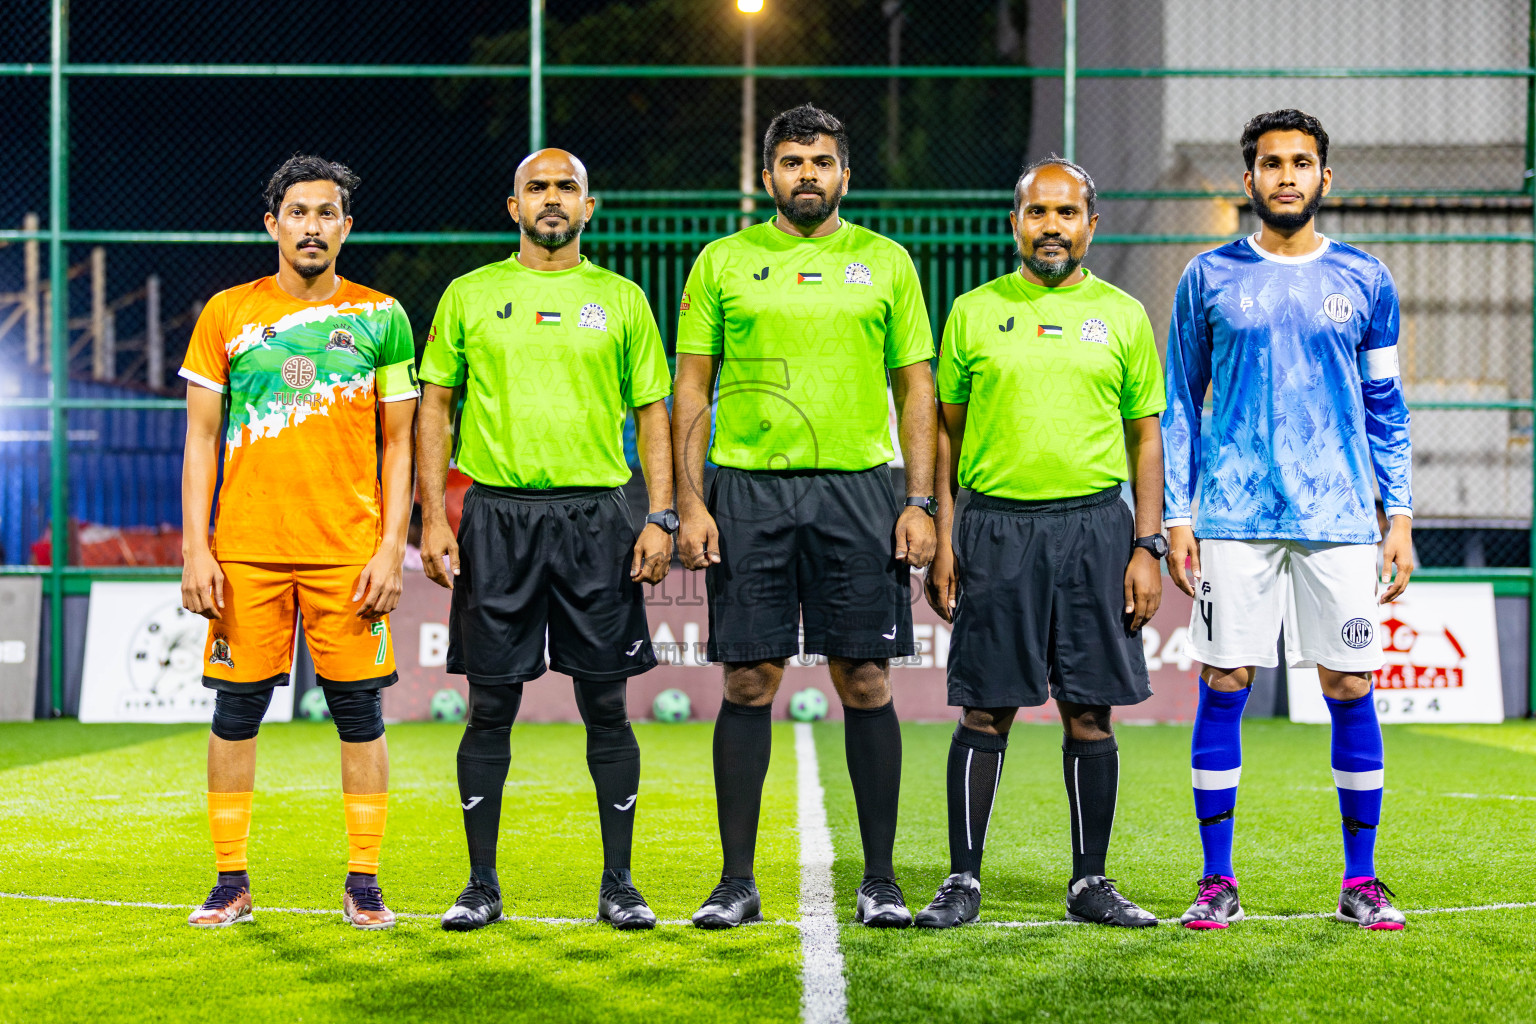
178, 154, 418, 930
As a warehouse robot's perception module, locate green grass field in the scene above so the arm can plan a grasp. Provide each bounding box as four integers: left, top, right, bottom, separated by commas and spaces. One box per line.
3, 717, 1536, 1023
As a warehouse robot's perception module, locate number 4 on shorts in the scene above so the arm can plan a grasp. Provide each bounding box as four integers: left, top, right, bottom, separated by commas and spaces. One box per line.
371, 620, 388, 666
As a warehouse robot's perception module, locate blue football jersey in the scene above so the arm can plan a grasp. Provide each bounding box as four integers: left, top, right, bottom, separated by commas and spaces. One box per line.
1162, 235, 1411, 543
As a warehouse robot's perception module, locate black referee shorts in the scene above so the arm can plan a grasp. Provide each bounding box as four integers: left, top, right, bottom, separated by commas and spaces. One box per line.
947, 486, 1151, 710
705, 465, 916, 664
447, 483, 657, 686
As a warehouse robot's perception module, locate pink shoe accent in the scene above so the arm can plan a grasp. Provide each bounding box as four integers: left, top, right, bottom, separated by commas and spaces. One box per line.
1364, 920, 1404, 931
1184, 919, 1227, 930
1342, 876, 1373, 890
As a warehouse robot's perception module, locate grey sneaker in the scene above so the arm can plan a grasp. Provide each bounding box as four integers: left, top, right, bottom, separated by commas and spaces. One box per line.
1181, 874, 1243, 930
1336, 878, 1406, 930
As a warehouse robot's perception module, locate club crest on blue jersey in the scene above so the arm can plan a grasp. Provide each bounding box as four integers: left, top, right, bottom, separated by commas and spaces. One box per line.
1324, 293, 1354, 323
578, 303, 608, 331
844, 262, 872, 285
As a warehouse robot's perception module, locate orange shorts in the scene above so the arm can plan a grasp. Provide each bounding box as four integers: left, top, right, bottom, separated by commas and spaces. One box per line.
201, 562, 397, 692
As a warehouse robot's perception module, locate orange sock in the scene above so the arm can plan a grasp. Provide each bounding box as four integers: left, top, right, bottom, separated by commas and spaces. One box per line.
344, 792, 388, 874
207, 791, 253, 873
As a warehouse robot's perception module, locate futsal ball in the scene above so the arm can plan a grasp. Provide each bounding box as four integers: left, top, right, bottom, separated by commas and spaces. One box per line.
653, 688, 692, 723
789, 687, 829, 722
298, 687, 330, 721
430, 688, 467, 723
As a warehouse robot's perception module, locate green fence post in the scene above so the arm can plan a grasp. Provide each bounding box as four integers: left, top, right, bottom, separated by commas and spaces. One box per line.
47, 0, 69, 717
1062, 0, 1077, 162
529, 0, 544, 152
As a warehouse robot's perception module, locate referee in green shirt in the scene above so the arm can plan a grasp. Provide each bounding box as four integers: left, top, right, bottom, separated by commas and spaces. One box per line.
416, 149, 676, 933
673, 105, 938, 929
915, 158, 1167, 930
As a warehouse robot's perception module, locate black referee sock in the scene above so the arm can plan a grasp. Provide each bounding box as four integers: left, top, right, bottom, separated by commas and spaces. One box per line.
574, 679, 641, 873
844, 701, 902, 881
714, 698, 774, 879
457, 683, 524, 890
1063, 735, 1120, 883
946, 723, 1009, 878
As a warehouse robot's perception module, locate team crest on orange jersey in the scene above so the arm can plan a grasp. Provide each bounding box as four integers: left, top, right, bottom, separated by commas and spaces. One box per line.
326, 328, 357, 352
209, 636, 235, 668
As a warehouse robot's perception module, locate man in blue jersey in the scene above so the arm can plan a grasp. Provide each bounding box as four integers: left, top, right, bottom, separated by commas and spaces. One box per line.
1163, 109, 1413, 931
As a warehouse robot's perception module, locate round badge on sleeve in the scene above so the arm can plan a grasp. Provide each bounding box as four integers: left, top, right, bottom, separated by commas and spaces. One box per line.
1341, 617, 1374, 649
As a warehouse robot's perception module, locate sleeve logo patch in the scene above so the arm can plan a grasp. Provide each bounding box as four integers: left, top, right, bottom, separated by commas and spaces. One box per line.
1323, 293, 1354, 323
1080, 317, 1110, 344
578, 303, 608, 331
844, 262, 873, 285
325, 328, 356, 352
679, 291, 691, 313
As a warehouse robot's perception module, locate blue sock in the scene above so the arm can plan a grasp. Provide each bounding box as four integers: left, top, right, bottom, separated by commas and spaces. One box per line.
1325, 690, 1384, 884
1191, 681, 1250, 880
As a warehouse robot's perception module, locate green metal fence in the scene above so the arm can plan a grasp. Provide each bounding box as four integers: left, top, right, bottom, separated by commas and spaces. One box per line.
2, 0, 1534, 715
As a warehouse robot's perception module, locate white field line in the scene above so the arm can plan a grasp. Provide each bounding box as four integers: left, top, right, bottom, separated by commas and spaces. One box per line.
794, 721, 849, 1024
3, 890, 1536, 930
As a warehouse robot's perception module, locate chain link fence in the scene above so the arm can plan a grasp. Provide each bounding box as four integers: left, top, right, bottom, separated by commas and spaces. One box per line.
1, 0, 1532, 584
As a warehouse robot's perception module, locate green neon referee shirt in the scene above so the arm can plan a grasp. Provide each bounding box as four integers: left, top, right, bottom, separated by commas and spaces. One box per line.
418, 255, 672, 488
936, 269, 1166, 501
676, 217, 934, 472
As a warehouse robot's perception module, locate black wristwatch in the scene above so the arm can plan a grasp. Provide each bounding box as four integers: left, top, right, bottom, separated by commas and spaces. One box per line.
1132, 533, 1169, 559
645, 509, 680, 534
905, 496, 938, 517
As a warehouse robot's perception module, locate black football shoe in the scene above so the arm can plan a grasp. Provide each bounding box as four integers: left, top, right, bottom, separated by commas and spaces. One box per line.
1065, 876, 1158, 927
854, 877, 913, 928
1336, 878, 1406, 930
1180, 874, 1243, 930
440, 877, 503, 931
692, 876, 763, 929
597, 868, 657, 931
914, 872, 981, 928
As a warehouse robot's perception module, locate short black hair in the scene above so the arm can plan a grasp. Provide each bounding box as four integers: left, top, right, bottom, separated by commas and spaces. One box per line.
263, 154, 360, 218
1241, 109, 1329, 172
762, 104, 850, 171
1014, 155, 1097, 217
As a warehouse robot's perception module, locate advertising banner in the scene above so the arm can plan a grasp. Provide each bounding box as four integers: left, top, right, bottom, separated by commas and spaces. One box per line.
1287, 582, 1503, 724
0, 575, 42, 721
79, 582, 294, 724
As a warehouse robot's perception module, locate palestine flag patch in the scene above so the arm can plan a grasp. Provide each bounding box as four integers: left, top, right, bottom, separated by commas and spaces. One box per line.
798, 272, 822, 284
535, 311, 562, 325
1037, 324, 1063, 337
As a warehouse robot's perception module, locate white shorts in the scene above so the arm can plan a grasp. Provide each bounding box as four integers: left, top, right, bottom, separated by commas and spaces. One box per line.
1186, 539, 1383, 673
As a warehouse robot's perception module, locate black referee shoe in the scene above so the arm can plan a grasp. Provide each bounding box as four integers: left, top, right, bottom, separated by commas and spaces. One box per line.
597, 868, 657, 931
854, 877, 913, 928
1065, 876, 1158, 927
692, 876, 763, 929
441, 877, 503, 931
914, 872, 981, 928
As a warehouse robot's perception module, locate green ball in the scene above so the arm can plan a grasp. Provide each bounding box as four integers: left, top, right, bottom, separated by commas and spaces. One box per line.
298, 687, 330, 721
789, 687, 829, 722
652, 688, 692, 723
430, 688, 467, 723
